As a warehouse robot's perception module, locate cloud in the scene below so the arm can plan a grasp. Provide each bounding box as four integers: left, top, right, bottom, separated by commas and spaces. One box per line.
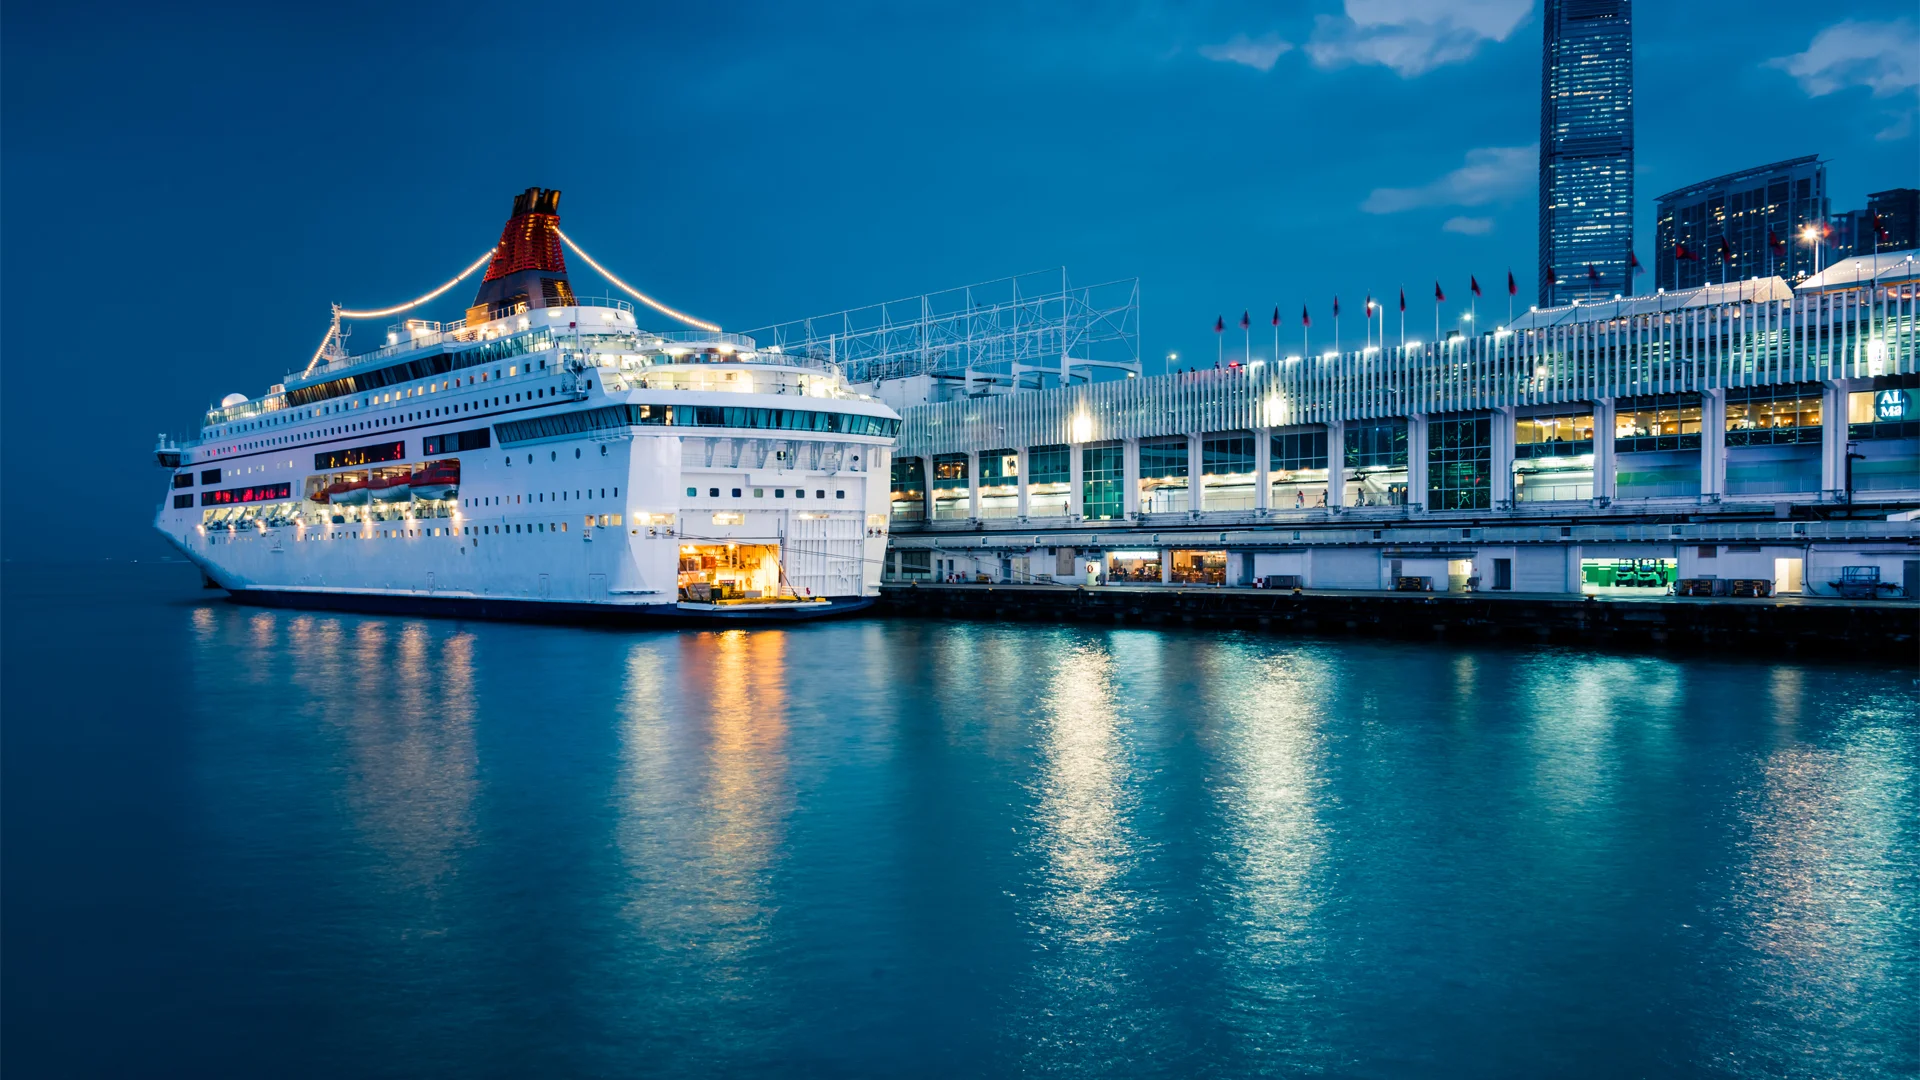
1307, 0, 1531, 77
1199, 33, 1293, 72
1768, 19, 1919, 98
1362, 144, 1537, 214
1876, 110, 1915, 141
1442, 216, 1495, 234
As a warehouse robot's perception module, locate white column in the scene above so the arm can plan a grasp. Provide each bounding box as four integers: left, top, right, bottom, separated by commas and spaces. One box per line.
1254, 427, 1272, 512
1566, 543, 1584, 593
1406, 415, 1429, 511
1700, 388, 1727, 501
1325, 419, 1346, 509
921, 456, 935, 521
1068, 442, 1085, 521
966, 450, 980, 521
1122, 438, 1141, 519
1820, 380, 1847, 499
1016, 448, 1030, 520
1187, 432, 1204, 516
1593, 399, 1618, 503
1489, 408, 1515, 509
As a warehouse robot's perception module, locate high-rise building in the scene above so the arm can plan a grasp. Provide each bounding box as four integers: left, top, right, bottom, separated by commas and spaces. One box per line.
1833, 188, 1919, 259
1654, 156, 1827, 291
1538, 0, 1634, 308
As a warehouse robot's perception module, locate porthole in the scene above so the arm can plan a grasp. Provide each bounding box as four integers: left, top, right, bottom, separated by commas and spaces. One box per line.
600, 445, 607, 456
574, 447, 581, 458
526, 454, 533, 464
505, 456, 512, 467
550, 450, 557, 461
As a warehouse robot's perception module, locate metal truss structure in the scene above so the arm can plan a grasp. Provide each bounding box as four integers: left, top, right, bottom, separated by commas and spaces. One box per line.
745, 269, 1140, 394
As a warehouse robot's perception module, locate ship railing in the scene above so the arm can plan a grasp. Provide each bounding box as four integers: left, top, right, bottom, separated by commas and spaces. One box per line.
292, 297, 638, 385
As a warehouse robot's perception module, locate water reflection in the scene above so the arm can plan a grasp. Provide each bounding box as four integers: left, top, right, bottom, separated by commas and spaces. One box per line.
1190, 639, 1335, 1067
191, 607, 479, 904
1716, 684, 1918, 1075
130, 577, 1915, 1077
614, 629, 792, 1006
1012, 636, 1150, 1071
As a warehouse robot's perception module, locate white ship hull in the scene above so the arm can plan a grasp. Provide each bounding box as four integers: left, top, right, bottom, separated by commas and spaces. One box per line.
157, 309, 898, 623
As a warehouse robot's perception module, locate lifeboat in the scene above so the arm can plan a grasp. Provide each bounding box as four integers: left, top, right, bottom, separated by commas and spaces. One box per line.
408, 459, 461, 501
326, 473, 370, 506
368, 470, 414, 503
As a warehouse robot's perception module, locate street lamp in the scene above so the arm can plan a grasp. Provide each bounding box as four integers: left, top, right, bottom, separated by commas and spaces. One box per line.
1800, 223, 1824, 275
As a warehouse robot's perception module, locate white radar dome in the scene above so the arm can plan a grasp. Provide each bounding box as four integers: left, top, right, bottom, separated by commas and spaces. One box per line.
220, 393, 248, 408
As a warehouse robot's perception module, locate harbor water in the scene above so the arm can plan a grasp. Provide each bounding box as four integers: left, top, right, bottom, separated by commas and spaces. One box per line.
4, 564, 1916, 1077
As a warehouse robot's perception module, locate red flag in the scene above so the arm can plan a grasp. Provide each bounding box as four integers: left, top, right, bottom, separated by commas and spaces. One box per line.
1239, 310, 1250, 330
1547, 267, 1559, 286
1300, 304, 1310, 328
1332, 296, 1340, 318
1214, 316, 1224, 333
1506, 270, 1517, 296
1586, 263, 1601, 283
1675, 243, 1699, 262
1630, 251, 1644, 275
1433, 281, 1445, 303
1271, 306, 1280, 327
1364, 293, 1373, 315
1716, 237, 1732, 264
1767, 231, 1785, 254
1398, 288, 1406, 313
1470, 275, 1482, 298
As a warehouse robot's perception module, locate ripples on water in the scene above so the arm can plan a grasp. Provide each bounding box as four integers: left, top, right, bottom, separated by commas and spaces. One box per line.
4, 566, 1916, 1078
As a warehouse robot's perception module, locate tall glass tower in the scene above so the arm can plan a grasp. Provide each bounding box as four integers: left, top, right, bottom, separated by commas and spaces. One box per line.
1538, 0, 1633, 308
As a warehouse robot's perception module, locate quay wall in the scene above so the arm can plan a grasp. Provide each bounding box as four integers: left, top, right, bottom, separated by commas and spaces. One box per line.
875, 583, 1920, 662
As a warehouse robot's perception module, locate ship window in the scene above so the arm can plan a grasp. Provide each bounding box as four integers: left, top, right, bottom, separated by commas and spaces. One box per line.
754, 488, 764, 498
173, 494, 193, 509
687, 487, 697, 497
794, 489, 804, 499
173, 473, 194, 489
574, 448, 581, 458
709, 488, 719, 497
775, 489, 785, 498
201, 469, 222, 484
836, 490, 845, 499
732, 488, 742, 497
816, 490, 826, 499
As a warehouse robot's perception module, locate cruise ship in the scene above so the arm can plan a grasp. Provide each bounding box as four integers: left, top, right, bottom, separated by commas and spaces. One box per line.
153, 189, 901, 621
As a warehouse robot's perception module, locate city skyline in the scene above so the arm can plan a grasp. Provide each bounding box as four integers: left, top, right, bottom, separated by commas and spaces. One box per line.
1, 0, 1915, 563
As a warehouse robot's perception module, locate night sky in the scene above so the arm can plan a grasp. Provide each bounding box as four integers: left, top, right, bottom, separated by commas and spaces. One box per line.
3, 0, 1913, 561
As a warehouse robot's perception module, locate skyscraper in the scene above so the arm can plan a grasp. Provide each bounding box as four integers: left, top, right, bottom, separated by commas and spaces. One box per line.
1654, 156, 1827, 290
1832, 188, 1920, 259
1538, 0, 1633, 308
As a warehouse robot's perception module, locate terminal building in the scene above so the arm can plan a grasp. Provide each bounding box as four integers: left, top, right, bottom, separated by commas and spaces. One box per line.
879, 252, 1920, 599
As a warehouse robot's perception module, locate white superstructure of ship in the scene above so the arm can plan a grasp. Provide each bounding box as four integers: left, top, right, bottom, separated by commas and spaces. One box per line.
153, 189, 900, 621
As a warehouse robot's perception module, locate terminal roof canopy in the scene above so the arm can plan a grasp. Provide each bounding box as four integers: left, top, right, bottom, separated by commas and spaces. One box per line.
1507, 278, 1795, 329
1795, 249, 1919, 292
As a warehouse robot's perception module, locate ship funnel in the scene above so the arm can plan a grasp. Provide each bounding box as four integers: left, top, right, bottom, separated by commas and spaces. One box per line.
469, 187, 574, 322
